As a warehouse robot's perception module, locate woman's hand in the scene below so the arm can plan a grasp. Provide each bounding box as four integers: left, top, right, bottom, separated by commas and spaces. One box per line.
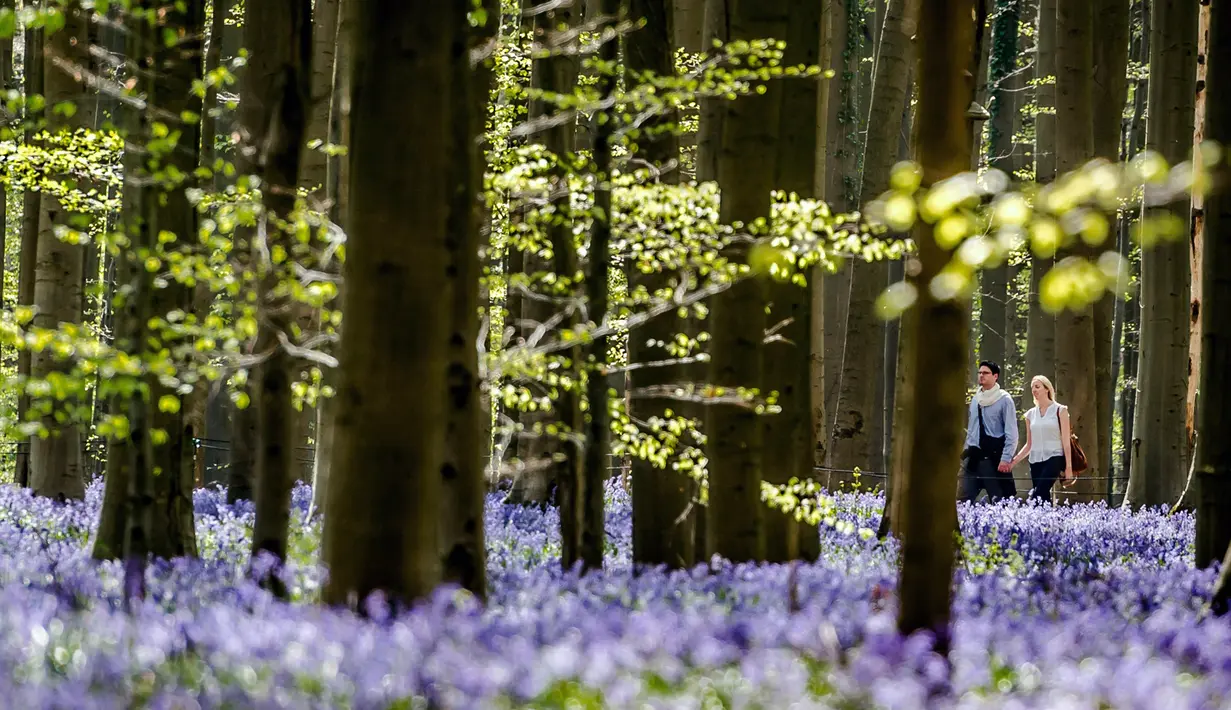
1062, 465, 1075, 485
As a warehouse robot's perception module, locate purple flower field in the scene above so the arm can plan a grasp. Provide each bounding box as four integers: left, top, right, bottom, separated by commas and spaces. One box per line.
0, 481, 1224, 708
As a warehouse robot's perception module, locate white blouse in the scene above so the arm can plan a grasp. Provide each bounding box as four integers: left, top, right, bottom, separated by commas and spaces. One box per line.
1024, 403, 1066, 464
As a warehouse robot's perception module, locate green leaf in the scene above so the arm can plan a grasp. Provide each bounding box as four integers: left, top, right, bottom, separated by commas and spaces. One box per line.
158, 395, 181, 414
0, 8, 16, 39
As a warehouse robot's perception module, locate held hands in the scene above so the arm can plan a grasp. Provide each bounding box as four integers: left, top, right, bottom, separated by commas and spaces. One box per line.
998, 461, 1013, 473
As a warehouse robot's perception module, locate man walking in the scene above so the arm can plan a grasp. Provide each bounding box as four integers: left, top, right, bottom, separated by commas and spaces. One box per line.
960, 361, 1018, 502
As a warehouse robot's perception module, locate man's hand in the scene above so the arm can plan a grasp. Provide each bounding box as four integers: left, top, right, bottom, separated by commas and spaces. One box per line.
997, 461, 1012, 473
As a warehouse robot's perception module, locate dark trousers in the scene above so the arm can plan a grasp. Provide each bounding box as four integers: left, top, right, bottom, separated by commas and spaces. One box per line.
960, 454, 1016, 503
1029, 455, 1065, 501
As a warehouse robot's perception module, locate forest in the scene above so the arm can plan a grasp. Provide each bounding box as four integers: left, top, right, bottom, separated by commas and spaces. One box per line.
0, 0, 1229, 706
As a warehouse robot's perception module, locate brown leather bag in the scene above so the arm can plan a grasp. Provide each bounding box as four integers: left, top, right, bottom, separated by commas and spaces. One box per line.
1069, 434, 1089, 474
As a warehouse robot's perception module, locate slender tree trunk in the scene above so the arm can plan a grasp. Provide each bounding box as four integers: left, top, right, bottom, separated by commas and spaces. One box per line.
322, 0, 460, 608
310, 0, 352, 518
508, 0, 580, 506
1092, 0, 1131, 503
577, 0, 618, 574
15, 23, 43, 488
896, 0, 980, 650
706, 0, 789, 563
1197, 0, 1231, 586
1125, 0, 1196, 509
759, 0, 824, 563
240, 0, 312, 594
830, 0, 917, 481
1052, 0, 1100, 503
300, 0, 340, 198
1176, 0, 1210, 511
439, 0, 499, 597
29, 3, 93, 501
628, 0, 696, 569
695, 0, 726, 183
1024, 0, 1056, 409
977, 0, 1019, 373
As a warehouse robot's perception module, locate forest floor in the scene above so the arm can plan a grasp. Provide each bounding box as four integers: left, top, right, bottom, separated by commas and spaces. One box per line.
0, 481, 1221, 708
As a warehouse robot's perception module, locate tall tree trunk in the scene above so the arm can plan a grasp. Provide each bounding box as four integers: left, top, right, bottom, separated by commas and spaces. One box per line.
508, 0, 580, 506
831, 0, 917, 481
322, 0, 459, 608
896, 0, 980, 650
300, 0, 340, 198
977, 0, 1019, 373
695, 0, 725, 183
1023, 0, 1056, 409
577, 0, 617, 574
1052, 0, 1100, 503
310, 0, 353, 518
29, 3, 93, 501
1176, 0, 1210, 511
1092, 0, 1131, 503
706, 0, 788, 563
759, 0, 824, 563
241, 0, 312, 594
439, 0, 499, 598
1125, 0, 1196, 509
628, 0, 696, 569
1196, 0, 1231, 579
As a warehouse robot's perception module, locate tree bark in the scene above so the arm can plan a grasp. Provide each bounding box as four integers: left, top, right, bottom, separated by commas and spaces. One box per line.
439, 0, 499, 598
15, 23, 43, 488
896, 0, 980, 650
508, 0, 580, 507
695, 0, 725, 183
628, 0, 697, 569
706, 0, 789, 563
322, 0, 459, 608
29, 2, 92, 501
760, 0, 824, 563
1196, 0, 1231, 582
1125, 0, 1196, 509
300, 0, 340, 198
1023, 0, 1056, 420
1052, 0, 1100, 504
977, 0, 1019, 373
1092, 0, 1131, 503
240, 0, 312, 594
831, 0, 917, 480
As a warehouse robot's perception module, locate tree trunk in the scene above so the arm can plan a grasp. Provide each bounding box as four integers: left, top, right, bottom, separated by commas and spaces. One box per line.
1023, 0, 1057, 417
300, 0, 340, 198
1197, 0, 1231, 581
977, 0, 1018, 373
322, 0, 459, 608
831, 0, 917, 481
695, 0, 726, 183
896, 0, 980, 650
1091, 0, 1131, 503
29, 3, 92, 501
628, 0, 696, 569
240, 0, 312, 594
759, 0, 824, 563
1176, 0, 1210, 511
15, 24, 43, 488
706, 0, 789, 563
1125, 0, 1196, 509
310, 0, 353, 518
438, 0, 499, 597
0, 0, 10, 334
508, 0, 580, 507
1052, 0, 1100, 504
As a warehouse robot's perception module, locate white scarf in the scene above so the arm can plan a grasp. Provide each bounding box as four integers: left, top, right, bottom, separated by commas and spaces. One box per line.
975, 383, 1010, 407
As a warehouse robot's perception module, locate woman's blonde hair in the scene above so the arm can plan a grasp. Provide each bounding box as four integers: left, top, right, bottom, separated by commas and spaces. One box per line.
1031, 375, 1056, 401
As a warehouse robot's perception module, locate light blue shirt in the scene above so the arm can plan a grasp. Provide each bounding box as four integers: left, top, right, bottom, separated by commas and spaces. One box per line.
964, 394, 1018, 465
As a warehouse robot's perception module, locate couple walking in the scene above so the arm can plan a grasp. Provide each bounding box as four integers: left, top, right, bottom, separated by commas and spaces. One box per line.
960, 360, 1075, 503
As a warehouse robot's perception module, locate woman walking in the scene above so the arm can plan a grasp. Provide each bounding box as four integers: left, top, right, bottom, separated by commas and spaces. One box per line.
1010, 375, 1074, 501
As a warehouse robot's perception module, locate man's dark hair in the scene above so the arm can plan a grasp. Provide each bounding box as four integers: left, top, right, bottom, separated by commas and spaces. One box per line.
979, 360, 1000, 377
